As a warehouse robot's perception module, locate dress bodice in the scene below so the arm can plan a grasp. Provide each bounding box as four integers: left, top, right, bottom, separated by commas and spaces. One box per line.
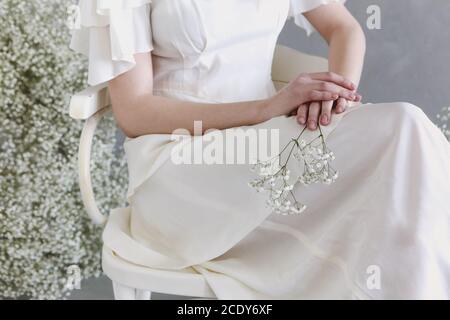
70, 0, 344, 102
149, 0, 289, 102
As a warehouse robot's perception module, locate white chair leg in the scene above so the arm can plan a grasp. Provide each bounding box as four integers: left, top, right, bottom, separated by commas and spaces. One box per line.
112, 281, 137, 300
136, 289, 152, 300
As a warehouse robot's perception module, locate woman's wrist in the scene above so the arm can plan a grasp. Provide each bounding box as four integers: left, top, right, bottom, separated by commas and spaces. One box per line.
257, 95, 283, 123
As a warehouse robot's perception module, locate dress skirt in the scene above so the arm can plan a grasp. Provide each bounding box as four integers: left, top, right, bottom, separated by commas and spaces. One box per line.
102, 96, 450, 299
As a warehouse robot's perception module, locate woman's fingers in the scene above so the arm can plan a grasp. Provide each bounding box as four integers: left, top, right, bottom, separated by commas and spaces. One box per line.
287, 73, 362, 129
307, 72, 355, 91
305, 82, 358, 102
296, 104, 309, 125
334, 97, 347, 113
307, 90, 339, 101
307, 101, 321, 130
296, 99, 351, 129
283, 74, 361, 118
318, 82, 358, 101
320, 100, 333, 125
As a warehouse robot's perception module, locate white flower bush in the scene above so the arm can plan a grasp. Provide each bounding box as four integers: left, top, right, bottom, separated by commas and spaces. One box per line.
0, 0, 127, 299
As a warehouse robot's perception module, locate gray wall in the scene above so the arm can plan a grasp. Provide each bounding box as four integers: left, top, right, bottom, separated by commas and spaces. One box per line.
278, 0, 450, 118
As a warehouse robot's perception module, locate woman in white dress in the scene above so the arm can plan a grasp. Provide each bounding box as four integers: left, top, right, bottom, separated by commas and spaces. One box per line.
70, 0, 450, 299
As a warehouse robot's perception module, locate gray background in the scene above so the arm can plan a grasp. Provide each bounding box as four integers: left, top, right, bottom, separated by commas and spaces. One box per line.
279, 0, 450, 118
70, 0, 450, 299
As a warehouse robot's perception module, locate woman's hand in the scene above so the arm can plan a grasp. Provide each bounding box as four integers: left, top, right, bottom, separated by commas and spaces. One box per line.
266, 72, 360, 120
296, 96, 361, 130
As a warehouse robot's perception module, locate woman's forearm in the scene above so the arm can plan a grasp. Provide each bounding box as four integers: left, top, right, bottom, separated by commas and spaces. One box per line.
327, 24, 366, 90
112, 93, 273, 138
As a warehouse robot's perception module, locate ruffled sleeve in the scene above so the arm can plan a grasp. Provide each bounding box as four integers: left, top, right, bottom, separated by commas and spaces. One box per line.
288, 0, 347, 36
69, 0, 153, 86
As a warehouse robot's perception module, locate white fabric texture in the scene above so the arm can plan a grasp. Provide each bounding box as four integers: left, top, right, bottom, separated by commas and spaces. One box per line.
72, 0, 450, 299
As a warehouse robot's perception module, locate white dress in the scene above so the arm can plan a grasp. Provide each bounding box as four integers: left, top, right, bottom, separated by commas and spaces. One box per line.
71, 0, 450, 299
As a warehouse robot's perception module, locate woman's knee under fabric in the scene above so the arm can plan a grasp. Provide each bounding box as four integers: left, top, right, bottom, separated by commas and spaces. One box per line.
363, 102, 429, 128
338, 102, 431, 138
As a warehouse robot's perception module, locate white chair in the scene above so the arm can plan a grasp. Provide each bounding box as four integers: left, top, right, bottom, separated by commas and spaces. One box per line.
69, 44, 328, 300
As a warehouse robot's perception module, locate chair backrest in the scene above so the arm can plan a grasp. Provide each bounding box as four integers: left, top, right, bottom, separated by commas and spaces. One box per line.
272, 45, 328, 91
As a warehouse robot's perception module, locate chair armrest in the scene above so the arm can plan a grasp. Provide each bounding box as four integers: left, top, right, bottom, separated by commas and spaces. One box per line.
78, 106, 111, 225
69, 83, 111, 120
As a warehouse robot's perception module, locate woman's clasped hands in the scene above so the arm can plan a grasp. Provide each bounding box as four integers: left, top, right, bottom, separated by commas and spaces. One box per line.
268, 72, 362, 130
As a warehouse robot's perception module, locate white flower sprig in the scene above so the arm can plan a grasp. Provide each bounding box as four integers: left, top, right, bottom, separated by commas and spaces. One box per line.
249, 125, 338, 216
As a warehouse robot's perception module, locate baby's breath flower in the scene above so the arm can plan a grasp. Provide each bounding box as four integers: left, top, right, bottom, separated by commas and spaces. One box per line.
249, 125, 339, 216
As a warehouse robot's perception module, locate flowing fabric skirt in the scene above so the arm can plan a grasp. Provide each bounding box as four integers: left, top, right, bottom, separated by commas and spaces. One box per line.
103, 99, 450, 299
